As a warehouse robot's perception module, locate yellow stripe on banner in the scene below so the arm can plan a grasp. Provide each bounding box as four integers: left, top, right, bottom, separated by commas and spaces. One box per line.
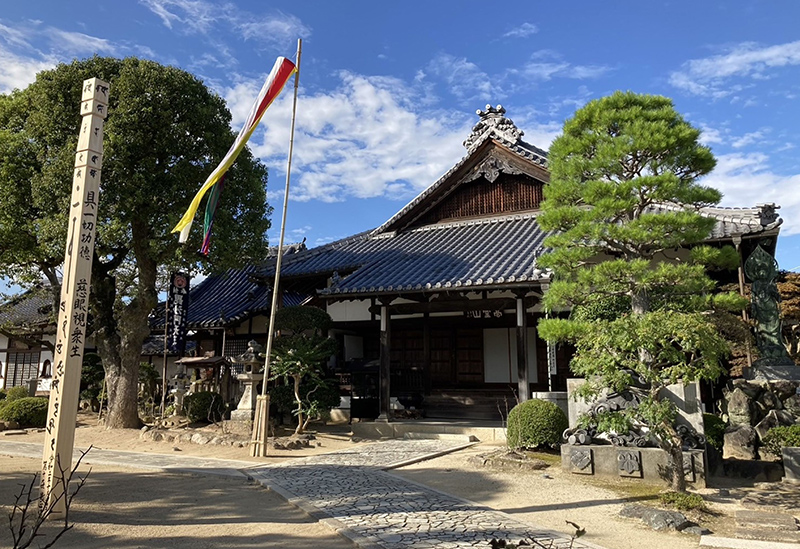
172, 59, 296, 243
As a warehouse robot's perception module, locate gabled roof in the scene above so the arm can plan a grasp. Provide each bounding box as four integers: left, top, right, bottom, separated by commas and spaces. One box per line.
151, 265, 309, 329
374, 105, 547, 235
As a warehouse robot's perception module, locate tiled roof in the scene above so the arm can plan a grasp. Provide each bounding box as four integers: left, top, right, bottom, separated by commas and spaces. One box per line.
0, 287, 54, 329
270, 213, 552, 296
141, 335, 197, 356
151, 265, 309, 329
649, 202, 783, 239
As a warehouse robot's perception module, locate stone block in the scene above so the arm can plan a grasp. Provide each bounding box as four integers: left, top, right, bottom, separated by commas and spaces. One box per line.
783, 394, 800, 417
567, 447, 593, 475
758, 390, 782, 410
783, 447, 800, 484
754, 409, 795, 441
727, 388, 752, 427
617, 450, 642, 477
769, 380, 799, 401
732, 379, 763, 399
724, 425, 757, 460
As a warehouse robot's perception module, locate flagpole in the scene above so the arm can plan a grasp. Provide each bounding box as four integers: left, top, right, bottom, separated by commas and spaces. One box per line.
251, 38, 302, 457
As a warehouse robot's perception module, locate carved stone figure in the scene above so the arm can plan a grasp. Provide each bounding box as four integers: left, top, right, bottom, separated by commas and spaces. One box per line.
744, 244, 794, 367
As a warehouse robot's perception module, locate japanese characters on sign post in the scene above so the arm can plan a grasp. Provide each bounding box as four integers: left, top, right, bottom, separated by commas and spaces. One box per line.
167, 272, 191, 355
41, 78, 108, 514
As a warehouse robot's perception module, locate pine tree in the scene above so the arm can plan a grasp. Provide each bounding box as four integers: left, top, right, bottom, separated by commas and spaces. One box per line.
537, 91, 743, 491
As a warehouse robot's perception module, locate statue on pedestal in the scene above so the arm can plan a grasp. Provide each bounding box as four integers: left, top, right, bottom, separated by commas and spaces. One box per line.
744, 243, 798, 379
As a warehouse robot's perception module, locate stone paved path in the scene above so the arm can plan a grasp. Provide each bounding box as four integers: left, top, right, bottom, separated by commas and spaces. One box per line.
247, 439, 605, 549
1, 438, 605, 549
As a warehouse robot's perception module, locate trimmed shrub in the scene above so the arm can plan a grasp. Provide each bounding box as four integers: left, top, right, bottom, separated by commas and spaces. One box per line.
762, 424, 800, 456
5, 385, 30, 402
183, 391, 227, 423
0, 397, 49, 427
507, 398, 568, 450
703, 413, 725, 451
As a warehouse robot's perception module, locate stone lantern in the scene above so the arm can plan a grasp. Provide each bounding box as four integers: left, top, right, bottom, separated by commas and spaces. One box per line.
230, 340, 265, 422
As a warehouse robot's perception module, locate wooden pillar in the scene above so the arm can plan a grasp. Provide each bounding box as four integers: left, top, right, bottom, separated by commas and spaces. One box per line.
379, 302, 392, 420
516, 295, 530, 402
42, 78, 108, 514
423, 312, 431, 395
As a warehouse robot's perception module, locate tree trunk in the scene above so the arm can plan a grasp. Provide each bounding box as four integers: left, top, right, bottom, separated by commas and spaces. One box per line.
666, 427, 687, 493
92, 221, 158, 429
293, 375, 304, 435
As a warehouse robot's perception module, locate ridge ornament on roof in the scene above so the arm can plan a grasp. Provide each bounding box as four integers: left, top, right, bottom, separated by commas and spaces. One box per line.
463, 105, 524, 151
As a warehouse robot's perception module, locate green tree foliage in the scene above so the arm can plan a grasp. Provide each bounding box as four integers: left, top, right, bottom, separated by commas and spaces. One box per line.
537, 91, 744, 492
270, 307, 337, 434
0, 57, 271, 428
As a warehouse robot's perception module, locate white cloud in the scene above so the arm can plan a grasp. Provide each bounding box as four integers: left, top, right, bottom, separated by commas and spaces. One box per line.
0, 45, 55, 93
427, 53, 496, 102
698, 124, 724, 146
670, 40, 800, 98
731, 129, 768, 149
520, 50, 611, 82
220, 69, 560, 205
138, 0, 224, 33
703, 152, 800, 235
0, 22, 33, 49
47, 29, 118, 56
140, 0, 309, 49
237, 12, 311, 45
503, 23, 538, 39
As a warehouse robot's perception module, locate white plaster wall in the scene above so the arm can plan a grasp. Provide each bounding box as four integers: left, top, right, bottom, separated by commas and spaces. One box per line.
483, 327, 538, 384
327, 300, 372, 322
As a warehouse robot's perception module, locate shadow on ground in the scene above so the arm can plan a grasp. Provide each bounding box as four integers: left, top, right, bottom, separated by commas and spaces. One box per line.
0, 460, 354, 549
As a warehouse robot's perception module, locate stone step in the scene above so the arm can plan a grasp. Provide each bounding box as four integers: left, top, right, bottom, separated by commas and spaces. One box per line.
735, 509, 800, 531
701, 535, 800, 549
734, 527, 800, 543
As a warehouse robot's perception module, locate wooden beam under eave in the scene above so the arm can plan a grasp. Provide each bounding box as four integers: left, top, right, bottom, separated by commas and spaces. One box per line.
367, 295, 540, 316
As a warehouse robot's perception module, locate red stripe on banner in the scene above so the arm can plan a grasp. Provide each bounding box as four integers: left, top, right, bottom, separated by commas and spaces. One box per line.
252, 58, 296, 126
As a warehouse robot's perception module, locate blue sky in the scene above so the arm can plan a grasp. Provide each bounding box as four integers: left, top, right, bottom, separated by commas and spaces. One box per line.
2, 1, 800, 293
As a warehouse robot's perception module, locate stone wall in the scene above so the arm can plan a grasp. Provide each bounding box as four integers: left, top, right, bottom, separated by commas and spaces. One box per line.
560, 445, 706, 487
721, 379, 800, 460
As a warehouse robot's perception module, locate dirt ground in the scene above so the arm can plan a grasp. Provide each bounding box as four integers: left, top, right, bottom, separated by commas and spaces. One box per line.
0, 412, 742, 549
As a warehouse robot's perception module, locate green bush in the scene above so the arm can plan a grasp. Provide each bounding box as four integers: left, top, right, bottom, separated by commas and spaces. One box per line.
507, 399, 568, 450
659, 491, 707, 511
5, 385, 30, 402
703, 413, 725, 451
183, 391, 226, 423
0, 397, 49, 427
762, 424, 800, 456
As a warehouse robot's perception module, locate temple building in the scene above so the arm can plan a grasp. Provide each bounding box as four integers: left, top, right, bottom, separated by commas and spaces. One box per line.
2, 107, 786, 424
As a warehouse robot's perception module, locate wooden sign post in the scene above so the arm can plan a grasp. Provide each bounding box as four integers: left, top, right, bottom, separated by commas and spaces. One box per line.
41, 77, 109, 514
